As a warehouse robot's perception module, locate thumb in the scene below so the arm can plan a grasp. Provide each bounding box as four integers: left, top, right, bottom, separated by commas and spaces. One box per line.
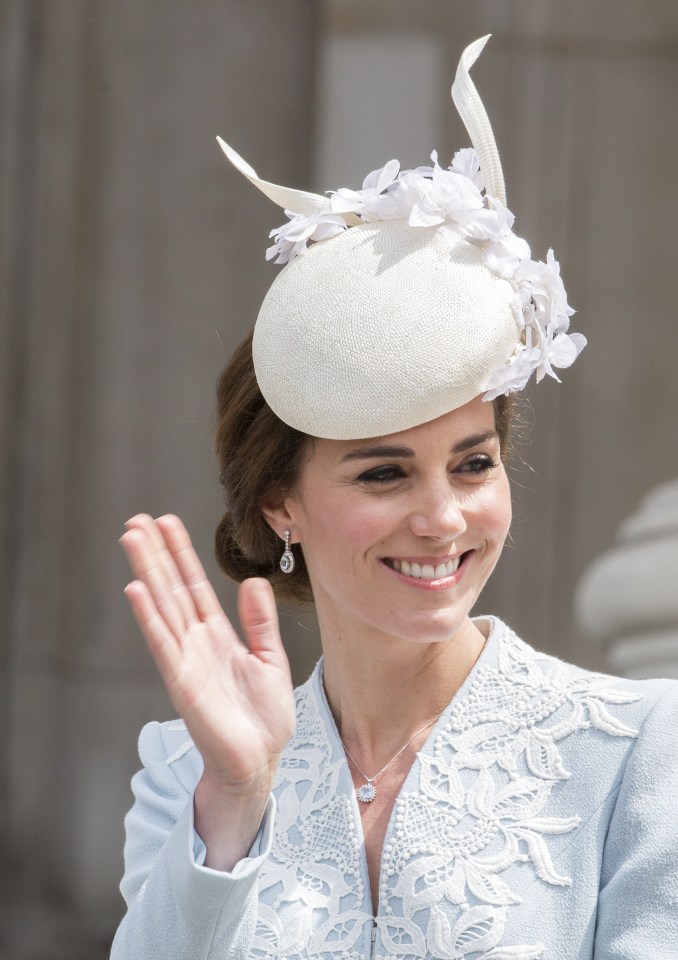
238, 578, 287, 667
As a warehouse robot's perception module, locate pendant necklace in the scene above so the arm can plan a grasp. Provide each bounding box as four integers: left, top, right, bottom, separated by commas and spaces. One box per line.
343, 713, 443, 803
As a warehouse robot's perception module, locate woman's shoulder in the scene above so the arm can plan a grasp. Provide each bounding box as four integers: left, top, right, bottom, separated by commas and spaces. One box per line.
488, 619, 678, 750
486, 616, 677, 719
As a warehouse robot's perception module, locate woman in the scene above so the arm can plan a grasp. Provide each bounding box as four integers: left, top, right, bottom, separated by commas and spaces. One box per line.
111, 38, 678, 960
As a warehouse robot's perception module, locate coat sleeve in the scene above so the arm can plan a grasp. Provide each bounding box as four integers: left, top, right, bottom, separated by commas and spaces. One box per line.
110, 721, 275, 960
594, 681, 678, 959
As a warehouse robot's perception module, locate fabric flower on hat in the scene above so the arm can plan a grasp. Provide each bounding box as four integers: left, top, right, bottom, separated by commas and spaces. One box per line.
406, 154, 485, 228
266, 209, 348, 265
483, 265, 586, 399
482, 342, 542, 400
264, 148, 583, 399
470, 199, 532, 277
450, 147, 485, 191
330, 159, 401, 221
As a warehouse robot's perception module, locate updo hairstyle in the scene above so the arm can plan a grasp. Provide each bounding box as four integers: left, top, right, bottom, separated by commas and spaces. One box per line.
214, 330, 515, 605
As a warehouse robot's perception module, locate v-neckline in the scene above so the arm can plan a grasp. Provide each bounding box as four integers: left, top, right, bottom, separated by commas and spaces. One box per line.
311, 616, 502, 919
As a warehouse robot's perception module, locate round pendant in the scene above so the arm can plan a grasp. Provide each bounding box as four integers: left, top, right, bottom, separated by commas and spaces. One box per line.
357, 783, 376, 803
279, 549, 295, 574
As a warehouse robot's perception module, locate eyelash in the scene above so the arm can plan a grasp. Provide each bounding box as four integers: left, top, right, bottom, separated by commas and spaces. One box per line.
357, 455, 499, 485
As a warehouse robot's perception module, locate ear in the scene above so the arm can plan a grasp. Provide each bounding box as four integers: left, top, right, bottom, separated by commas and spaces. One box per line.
260, 492, 299, 542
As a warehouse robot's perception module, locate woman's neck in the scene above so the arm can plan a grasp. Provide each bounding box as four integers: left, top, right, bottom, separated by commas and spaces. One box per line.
319, 615, 488, 769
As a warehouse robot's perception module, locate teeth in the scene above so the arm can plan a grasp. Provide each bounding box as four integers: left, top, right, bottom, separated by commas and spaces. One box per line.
390, 556, 461, 580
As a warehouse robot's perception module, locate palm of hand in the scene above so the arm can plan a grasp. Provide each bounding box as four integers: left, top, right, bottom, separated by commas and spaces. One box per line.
121, 514, 295, 795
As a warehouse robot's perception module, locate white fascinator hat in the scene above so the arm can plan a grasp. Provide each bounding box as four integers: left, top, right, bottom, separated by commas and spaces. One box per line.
218, 36, 585, 440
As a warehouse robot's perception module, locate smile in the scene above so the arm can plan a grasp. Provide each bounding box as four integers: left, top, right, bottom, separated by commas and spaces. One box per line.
384, 556, 463, 580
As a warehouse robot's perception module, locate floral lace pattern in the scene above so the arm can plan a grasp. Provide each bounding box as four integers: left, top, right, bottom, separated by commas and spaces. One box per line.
251, 688, 373, 959
250, 625, 641, 959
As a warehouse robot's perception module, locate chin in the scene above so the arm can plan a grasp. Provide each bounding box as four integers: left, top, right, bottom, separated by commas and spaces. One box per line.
377, 605, 475, 646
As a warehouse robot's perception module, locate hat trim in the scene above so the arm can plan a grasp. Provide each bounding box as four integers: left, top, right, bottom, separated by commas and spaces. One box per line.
218, 37, 586, 402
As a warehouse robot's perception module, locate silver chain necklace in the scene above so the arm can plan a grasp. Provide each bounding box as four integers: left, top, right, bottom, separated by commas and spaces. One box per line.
342, 713, 443, 803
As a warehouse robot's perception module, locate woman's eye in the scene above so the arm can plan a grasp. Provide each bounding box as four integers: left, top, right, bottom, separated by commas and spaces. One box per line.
458, 454, 498, 475
357, 465, 405, 484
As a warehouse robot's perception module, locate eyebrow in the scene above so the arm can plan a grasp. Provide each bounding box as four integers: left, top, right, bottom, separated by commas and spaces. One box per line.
340, 429, 498, 462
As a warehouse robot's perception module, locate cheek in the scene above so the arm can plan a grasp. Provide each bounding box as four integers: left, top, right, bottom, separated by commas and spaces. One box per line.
467, 476, 512, 541
487, 479, 512, 538
290, 488, 399, 572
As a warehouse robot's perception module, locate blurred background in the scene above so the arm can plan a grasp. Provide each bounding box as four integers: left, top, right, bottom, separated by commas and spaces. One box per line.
1, 1, 677, 956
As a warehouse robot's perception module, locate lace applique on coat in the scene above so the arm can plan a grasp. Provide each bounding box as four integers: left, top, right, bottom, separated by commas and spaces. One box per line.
251, 625, 642, 960
252, 686, 372, 958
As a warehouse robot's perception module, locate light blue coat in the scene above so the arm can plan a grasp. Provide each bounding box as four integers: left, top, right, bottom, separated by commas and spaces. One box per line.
111, 618, 678, 959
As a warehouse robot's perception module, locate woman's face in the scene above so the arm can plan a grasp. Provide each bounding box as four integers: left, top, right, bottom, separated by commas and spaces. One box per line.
280, 396, 512, 645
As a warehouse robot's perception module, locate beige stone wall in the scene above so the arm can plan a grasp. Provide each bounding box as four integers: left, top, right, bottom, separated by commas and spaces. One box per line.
0, 1, 318, 954
1, 0, 676, 955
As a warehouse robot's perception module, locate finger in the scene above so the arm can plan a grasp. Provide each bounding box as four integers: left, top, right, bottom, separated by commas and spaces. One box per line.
238, 578, 287, 669
124, 515, 198, 629
120, 526, 194, 638
155, 515, 225, 622
124, 580, 183, 689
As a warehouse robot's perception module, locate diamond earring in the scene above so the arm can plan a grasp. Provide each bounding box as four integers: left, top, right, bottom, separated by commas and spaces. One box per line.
279, 529, 295, 574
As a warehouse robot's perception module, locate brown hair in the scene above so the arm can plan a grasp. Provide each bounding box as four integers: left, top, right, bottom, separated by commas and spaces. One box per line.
214, 330, 515, 604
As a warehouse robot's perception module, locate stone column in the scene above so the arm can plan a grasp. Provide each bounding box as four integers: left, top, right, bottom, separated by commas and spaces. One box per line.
575, 479, 678, 679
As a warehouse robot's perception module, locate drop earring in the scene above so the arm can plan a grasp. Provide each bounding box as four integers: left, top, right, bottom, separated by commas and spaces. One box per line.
279, 529, 295, 574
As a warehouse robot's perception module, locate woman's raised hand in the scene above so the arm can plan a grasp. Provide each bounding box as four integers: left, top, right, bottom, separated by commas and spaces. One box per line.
120, 515, 296, 804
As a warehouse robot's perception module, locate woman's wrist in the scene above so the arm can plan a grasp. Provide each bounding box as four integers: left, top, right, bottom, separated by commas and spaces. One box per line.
193, 773, 271, 872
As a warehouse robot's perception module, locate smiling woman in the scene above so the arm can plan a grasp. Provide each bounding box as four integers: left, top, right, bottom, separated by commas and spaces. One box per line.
263, 399, 511, 657
111, 36, 678, 960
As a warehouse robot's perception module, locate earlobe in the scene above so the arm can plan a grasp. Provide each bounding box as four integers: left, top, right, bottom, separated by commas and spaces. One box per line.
260, 497, 298, 543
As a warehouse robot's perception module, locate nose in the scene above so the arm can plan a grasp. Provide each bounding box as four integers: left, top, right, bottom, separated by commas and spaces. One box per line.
408, 478, 467, 540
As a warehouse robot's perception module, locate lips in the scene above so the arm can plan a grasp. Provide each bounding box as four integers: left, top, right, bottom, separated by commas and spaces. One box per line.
384, 555, 464, 581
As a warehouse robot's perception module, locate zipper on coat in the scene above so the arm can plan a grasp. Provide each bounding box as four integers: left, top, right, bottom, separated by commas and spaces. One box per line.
370, 919, 377, 959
